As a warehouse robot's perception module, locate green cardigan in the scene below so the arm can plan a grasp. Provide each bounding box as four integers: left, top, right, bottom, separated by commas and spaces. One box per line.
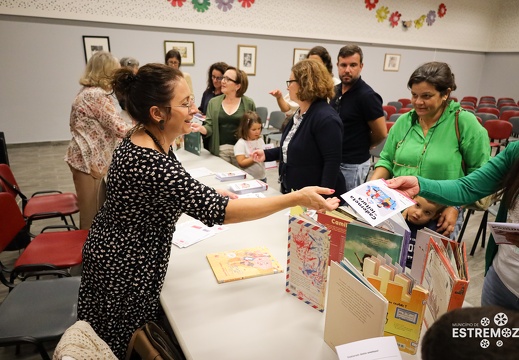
203, 94, 256, 156
418, 141, 519, 273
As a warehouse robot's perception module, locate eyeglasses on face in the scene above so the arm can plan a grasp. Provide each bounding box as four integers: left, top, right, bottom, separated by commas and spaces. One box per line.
168, 95, 196, 109
221, 76, 238, 83
211, 75, 223, 81
286, 80, 297, 88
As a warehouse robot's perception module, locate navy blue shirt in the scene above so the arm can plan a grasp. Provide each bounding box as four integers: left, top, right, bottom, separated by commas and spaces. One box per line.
331, 77, 384, 164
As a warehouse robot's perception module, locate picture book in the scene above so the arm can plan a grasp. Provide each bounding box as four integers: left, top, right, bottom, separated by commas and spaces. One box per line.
363, 256, 428, 355
341, 179, 415, 227
343, 222, 406, 272
324, 260, 388, 351
325, 256, 428, 355
316, 210, 356, 265
488, 222, 519, 245
215, 170, 247, 181
286, 212, 330, 312
206, 246, 283, 284
410, 228, 451, 282
183, 131, 201, 155
421, 237, 469, 328
228, 179, 268, 194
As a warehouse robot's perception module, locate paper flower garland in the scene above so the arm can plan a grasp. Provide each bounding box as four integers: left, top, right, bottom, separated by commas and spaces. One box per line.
169, 0, 255, 11
192, 0, 210, 12
365, 1, 447, 29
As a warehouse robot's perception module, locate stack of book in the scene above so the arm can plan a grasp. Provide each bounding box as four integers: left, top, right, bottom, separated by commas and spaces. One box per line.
215, 170, 247, 181
228, 179, 268, 194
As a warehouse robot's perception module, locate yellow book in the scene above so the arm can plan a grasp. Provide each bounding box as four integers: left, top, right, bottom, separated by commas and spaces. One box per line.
206, 246, 284, 283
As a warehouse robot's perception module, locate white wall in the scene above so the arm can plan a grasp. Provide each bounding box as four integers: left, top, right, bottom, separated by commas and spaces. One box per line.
1, 0, 518, 144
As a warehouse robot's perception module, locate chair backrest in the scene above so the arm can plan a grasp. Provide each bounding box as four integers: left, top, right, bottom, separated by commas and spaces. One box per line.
0, 193, 27, 253
387, 101, 402, 111
0, 132, 9, 166
0, 164, 21, 199
382, 105, 397, 119
500, 107, 519, 116
397, 107, 412, 114
475, 112, 498, 124
461, 96, 477, 105
497, 97, 515, 103
475, 116, 483, 125
388, 113, 401, 122
477, 103, 497, 109
460, 101, 476, 107
461, 104, 475, 111
484, 120, 513, 141
500, 110, 519, 122
397, 98, 411, 107
386, 122, 395, 131
477, 107, 500, 117
256, 107, 268, 125
509, 116, 519, 136
480, 96, 496, 103
267, 111, 286, 130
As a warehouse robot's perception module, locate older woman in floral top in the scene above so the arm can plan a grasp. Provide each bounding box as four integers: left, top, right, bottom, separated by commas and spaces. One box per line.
65, 51, 131, 229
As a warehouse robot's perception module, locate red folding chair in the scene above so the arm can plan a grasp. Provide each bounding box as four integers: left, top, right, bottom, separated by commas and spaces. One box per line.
0, 164, 79, 234
382, 105, 397, 120
477, 107, 500, 117
483, 120, 513, 156
398, 107, 412, 114
0, 193, 87, 285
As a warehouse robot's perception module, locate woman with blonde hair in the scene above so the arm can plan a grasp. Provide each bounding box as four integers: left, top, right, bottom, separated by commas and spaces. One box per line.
253, 59, 346, 195
65, 51, 131, 229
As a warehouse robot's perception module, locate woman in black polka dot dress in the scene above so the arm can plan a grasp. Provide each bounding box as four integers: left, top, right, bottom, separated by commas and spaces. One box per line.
77, 63, 340, 359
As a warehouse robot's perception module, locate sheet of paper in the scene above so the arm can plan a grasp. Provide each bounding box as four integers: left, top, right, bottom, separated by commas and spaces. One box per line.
341, 179, 415, 227
172, 220, 228, 248
488, 222, 519, 245
186, 167, 213, 179
336, 336, 402, 360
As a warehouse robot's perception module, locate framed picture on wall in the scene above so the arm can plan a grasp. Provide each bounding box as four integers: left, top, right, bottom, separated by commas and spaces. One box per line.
237, 45, 257, 76
164, 41, 195, 65
383, 54, 401, 72
82, 36, 111, 63
293, 48, 310, 65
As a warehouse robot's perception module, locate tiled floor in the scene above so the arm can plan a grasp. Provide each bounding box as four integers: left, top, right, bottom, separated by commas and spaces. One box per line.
0, 141, 492, 359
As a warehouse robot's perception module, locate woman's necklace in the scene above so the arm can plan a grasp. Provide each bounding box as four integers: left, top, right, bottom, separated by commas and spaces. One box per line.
143, 128, 167, 155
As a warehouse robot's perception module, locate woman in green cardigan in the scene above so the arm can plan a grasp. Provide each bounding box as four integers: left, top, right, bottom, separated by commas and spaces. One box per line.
191, 66, 256, 165
386, 141, 519, 311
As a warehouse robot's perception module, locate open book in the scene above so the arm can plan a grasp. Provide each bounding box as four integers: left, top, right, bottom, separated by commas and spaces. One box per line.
206, 246, 283, 283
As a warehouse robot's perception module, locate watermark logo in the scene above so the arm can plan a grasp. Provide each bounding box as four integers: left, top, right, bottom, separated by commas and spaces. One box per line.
452, 312, 518, 349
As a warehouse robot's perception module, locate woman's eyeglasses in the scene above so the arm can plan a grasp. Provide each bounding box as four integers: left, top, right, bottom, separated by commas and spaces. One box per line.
221, 76, 238, 83
286, 80, 297, 88
211, 75, 223, 81
168, 95, 196, 109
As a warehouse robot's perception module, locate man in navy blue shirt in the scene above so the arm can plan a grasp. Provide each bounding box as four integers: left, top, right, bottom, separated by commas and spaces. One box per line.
332, 45, 387, 191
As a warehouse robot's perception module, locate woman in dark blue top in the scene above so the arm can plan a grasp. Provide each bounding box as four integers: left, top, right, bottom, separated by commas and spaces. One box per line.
253, 59, 346, 196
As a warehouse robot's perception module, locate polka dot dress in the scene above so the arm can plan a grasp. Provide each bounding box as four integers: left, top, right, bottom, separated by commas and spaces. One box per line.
77, 138, 229, 359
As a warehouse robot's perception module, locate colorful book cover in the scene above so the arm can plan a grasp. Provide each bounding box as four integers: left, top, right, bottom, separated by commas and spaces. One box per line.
286, 214, 330, 312
206, 246, 283, 283
317, 210, 355, 265
228, 179, 268, 194
344, 222, 405, 272
421, 238, 469, 328
341, 179, 415, 227
215, 170, 247, 181
183, 132, 200, 155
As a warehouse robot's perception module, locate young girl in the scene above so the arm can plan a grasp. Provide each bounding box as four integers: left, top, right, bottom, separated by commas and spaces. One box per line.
234, 111, 267, 182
